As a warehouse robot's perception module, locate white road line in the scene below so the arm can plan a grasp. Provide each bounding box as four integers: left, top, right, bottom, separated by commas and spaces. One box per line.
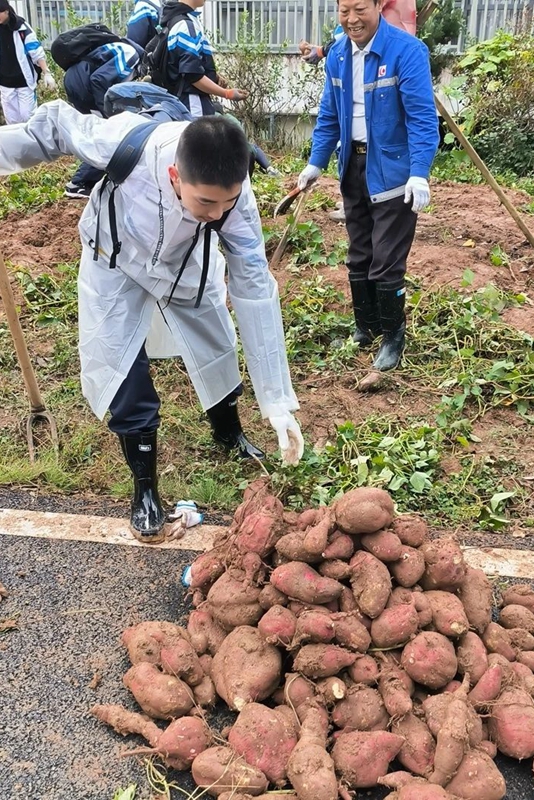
0, 508, 218, 552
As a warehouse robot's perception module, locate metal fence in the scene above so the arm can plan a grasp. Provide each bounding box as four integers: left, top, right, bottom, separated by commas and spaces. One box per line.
20, 0, 534, 50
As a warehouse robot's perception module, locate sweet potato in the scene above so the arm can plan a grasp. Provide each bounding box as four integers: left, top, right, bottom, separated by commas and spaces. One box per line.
275, 531, 323, 563
339, 585, 358, 613
293, 643, 357, 678
419, 539, 466, 591
468, 664, 504, 710
281, 673, 316, 710
318, 559, 352, 581
332, 685, 388, 732
332, 613, 372, 652
401, 632, 458, 689
123, 662, 194, 719
193, 674, 217, 708
228, 703, 298, 785
501, 583, 534, 613
258, 583, 288, 610
192, 746, 269, 796
413, 591, 433, 627
511, 662, 534, 696
389, 546, 426, 588
398, 786, 458, 800
349, 551, 392, 619
482, 622, 516, 661
487, 652, 513, 679
151, 716, 211, 769
292, 610, 335, 646
211, 626, 282, 711
297, 507, 323, 530
392, 513, 428, 547
425, 591, 469, 638
479, 740, 498, 759
258, 605, 297, 646
499, 603, 534, 632
423, 693, 483, 748
456, 631, 489, 685
371, 603, 419, 648
387, 586, 415, 607
332, 730, 404, 788
302, 512, 335, 556
507, 627, 534, 651
270, 561, 343, 605
91, 702, 161, 748
378, 663, 414, 717
160, 637, 205, 686
517, 650, 534, 670
190, 547, 227, 590
235, 494, 284, 557
322, 531, 354, 561
457, 567, 492, 635
347, 654, 379, 685
392, 713, 435, 777
444, 750, 506, 800
429, 674, 470, 786
287, 707, 338, 800
489, 686, 534, 758
207, 570, 263, 631
187, 608, 227, 656
121, 621, 189, 665
316, 676, 347, 705
361, 529, 403, 562
334, 487, 395, 535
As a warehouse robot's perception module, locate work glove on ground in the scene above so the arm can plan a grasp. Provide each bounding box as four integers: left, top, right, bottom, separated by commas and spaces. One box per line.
297, 164, 321, 191
224, 88, 248, 101
269, 412, 304, 466
43, 72, 57, 91
404, 176, 430, 213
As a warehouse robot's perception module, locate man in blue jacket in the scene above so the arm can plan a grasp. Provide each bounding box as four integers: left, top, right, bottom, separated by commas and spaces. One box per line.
127, 0, 161, 48
298, 0, 439, 371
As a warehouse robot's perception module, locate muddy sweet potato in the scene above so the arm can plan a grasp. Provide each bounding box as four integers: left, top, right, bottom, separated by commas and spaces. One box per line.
292, 610, 335, 646
361, 529, 403, 562
444, 750, 506, 800
123, 662, 194, 719
392, 514, 429, 547
457, 567, 493, 635
287, 706, 338, 800
371, 603, 419, 648
423, 693, 483, 748
293, 643, 357, 678
318, 559, 352, 581
501, 583, 534, 613
334, 487, 395, 535
235, 494, 284, 557
389, 546, 426, 588
192, 746, 269, 796
193, 674, 217, 708
429, 674, 470, 786
518, 651, 534, 670
413, 591, 433, 627
270, 561, 343, 605
392, 713, 435, 777
316, 676, 347, 705
160, 637, 205, 686
456, 631, 488, 685
378, 662, 414, 717
190, 547, 227, 591
302, 512, 336, 557
499, 603, 534, 632
347, 654, 379, 685
332, 613, 372, 652
258, 583, 288, 610
280, 673, 316, 710
332, 685, 388, 732
258, 605, 297, 646
186, 608, 227, 656
211, 626, 282, 711
419, 539, 466, 591
511, 662, 534, 696
121, 621, 189, 665
228, 703, 298, 785
339, 585, 358, 613
207, 570, 263, 632
507, 627, 534, 651
425, 591, 469, 638
482, 622, 516, 661
275, 531, 323, 563
349, 551, 392, 619
322, 531, 354, 561
488, 686, 534, 758
332, 730, 404, 788
401, 632, 458, 689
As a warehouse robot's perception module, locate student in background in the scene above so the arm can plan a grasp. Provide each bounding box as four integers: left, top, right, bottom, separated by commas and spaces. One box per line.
127, 0, 161, 48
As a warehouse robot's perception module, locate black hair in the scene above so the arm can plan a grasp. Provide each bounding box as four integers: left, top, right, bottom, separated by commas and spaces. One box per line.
0, 0, 20, 30
175, 115, 250, 188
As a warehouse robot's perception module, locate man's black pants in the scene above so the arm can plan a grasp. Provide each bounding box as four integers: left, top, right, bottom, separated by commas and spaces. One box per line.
341, 147, 417, 284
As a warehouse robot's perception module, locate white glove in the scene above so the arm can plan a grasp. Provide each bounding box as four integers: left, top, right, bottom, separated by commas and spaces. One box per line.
297, 164, 321, 191
43, 72, 57, 91
269, 413, 304, 466
404, 176, 430, 213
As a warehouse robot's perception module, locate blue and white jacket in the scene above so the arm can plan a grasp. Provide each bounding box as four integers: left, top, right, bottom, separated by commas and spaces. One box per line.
64, 41, 142, 116
310, 17, 439, 203
127, 0, 161, 48
164, 2, 217, 92
1, 19, 46, 90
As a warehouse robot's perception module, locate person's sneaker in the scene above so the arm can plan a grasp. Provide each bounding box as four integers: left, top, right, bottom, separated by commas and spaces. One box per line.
329, 207, 346, 222
64, 182, 92, 199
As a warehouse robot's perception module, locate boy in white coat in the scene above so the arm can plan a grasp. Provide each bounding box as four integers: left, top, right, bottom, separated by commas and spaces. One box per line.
0, 101, 304, 542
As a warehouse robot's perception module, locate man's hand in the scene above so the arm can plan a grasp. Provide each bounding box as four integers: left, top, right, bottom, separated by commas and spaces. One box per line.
224, 88, 249, 102
404, 177, 430, 213
269, 413, 304, 466
216, 74, 229, 88
43, 72, 57, 91
297, 164, 321, 191
299, 40, 324, 65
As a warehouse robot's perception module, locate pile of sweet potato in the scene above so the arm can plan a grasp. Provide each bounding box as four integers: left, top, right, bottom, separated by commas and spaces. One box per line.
92, 479, 534, 800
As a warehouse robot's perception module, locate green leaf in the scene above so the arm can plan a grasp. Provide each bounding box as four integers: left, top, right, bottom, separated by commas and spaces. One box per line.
444, 132, 456, 145
461, 268, 475, 286
113, 786, 137, 800
489, 491, 515, 512
409, 472, 430, 493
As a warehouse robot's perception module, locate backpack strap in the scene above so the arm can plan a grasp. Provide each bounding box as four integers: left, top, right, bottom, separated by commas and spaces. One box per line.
93, 121, 161, 268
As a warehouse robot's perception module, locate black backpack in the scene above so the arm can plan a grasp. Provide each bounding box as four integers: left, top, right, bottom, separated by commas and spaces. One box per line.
139, 10, 189, 93
51, 23, 121, 71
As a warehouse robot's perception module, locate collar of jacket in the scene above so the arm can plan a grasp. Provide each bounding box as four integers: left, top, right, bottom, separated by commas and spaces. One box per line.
160, 1, 197, 25
340, 15, 390, 60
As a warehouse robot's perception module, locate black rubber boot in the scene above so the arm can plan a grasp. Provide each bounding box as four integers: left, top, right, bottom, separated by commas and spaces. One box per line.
206, 392, 265, 460
349, 278, 382, 346
373, 282, 406, 371
118, 431, 166, 543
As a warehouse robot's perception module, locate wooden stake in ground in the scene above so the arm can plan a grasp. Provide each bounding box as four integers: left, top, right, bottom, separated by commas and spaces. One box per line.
435, 95, 534, 249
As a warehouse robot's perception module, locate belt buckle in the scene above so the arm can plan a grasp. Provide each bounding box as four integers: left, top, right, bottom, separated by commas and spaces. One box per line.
355, 144, 366, 155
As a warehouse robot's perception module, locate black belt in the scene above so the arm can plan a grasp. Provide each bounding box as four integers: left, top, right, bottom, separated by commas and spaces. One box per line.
352, 141, 367, 154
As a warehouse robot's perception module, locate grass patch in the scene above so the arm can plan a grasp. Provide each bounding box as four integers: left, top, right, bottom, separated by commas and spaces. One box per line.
0, 161, 76, 218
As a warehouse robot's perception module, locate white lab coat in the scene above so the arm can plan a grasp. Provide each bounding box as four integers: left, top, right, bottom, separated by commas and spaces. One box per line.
0, 100, 299, 420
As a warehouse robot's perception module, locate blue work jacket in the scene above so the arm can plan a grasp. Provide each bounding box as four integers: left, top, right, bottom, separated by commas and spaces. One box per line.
310, 17, 439, 203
